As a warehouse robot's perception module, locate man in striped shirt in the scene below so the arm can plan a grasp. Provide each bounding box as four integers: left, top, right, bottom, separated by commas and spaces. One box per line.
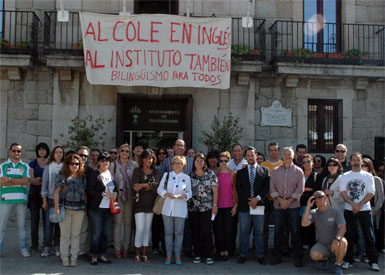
0, 143, 31, 257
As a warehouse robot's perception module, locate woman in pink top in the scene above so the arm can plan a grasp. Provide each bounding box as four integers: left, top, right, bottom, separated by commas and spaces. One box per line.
214, 151, 238, 261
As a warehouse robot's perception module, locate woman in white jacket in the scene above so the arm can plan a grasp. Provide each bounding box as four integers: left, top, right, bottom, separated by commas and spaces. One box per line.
157, 155, 192, 265
321, 157, 345, 212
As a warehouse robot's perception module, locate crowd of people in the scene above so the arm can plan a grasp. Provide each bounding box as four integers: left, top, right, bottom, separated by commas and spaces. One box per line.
0, 140, 384, 274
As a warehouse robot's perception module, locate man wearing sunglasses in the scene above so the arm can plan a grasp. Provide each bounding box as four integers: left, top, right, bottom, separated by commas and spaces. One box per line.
335, 144, 351, 172
0, 143, 31, 257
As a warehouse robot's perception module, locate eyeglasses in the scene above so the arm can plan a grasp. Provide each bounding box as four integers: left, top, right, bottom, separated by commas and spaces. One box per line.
314, 159, 321, 163
109, 151, 117, 155
120, 150, 130, 153
361, 164, 369, 168
174, 144, 184, 148
69, 162, 80, 167
11, 150, 21, 153
219, 159, 228, 163
173, 162, 182, 165
157, 152, 167, 155
328, 163, 338, 167
335, 150, 346, 153
315, 195, 325, 199
79, 154, 88, 159
378, 169, 384, 173
100, 159, 110, 163
303, 160, 312, 164
257, 158, 264, 160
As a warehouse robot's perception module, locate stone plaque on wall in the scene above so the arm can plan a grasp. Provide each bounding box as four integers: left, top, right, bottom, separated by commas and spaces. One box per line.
261, 100, 292, 127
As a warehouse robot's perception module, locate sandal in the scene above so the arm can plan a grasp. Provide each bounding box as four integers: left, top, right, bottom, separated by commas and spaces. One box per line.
134, 255, 141, 263
142, 255, 150, 263
114, 251, 122, 259
123, 250, 129, 258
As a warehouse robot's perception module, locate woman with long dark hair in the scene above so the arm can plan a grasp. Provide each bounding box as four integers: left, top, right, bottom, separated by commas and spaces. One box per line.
132, 149, 159, 263
54, 154, 86, 267
41, 146, 64, 257
320, 157, 344, 212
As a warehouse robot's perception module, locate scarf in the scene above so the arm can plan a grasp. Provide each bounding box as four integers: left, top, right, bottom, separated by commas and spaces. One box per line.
48, 162, 63, 197
116, 159, 131, 202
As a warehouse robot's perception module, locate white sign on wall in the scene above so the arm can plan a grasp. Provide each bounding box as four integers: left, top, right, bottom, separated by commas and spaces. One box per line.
261, 100, 292, 127
79, 12, 231, 89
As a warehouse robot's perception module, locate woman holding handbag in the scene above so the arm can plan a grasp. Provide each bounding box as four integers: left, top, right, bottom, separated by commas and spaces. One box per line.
54, 154, 86, 267
87, 152, 117, 265
157, 155, 192, 265
109, 144, 138, 259
132, 149, 159, 263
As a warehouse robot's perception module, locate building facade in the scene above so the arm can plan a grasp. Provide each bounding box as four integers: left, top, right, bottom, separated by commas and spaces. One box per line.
0, 0, 384, 162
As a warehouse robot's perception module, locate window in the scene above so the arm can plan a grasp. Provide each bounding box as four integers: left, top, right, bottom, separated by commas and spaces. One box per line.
304, 0, 341, 53
308, 99, 342, 153
134, 0, 178, 15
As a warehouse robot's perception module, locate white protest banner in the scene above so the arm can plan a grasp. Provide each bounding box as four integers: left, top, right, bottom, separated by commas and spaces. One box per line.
79, 12, 231, 89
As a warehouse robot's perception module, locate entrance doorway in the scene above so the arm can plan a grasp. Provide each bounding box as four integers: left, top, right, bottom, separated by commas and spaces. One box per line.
116, 94, 192, 150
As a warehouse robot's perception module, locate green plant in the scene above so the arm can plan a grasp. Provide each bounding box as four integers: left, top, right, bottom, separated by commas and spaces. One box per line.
198, 112, 243, 152
343, 48, 367, 59
293, 48, 313, 58
231, 44, 251, 64
0, 38, 9, 47
15, 41, 31, 48
55, 115, 109, 151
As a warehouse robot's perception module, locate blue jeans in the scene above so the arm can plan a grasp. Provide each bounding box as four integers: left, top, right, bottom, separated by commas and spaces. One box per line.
162, 215, 185, 258
273, 207, 302, 259
239, 212, 265, 258
0, 203, 28, 253
88, 208, 112, 258
43, 199, 60, 249
344, 210, 378, 264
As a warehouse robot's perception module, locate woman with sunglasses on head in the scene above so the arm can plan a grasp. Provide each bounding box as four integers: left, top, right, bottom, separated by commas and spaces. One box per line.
132, 149, 160, 263
109, 144, 138, 259
361, 158, 384, 253
300, 154, 323, 249
214, 151, 238, 261
320, 157, 344, 212
41, 146, 65, 257
87, 152, 117, 265
54, 154, 86, 267
28, 143, 50, 253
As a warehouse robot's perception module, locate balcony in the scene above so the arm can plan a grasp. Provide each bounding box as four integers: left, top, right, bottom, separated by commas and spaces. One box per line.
0, 11, 39, 56
270, 20, 385, 67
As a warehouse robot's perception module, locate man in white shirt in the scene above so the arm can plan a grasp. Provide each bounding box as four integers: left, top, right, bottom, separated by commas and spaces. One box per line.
340, 152, 379, 271
228, 144, 248, 171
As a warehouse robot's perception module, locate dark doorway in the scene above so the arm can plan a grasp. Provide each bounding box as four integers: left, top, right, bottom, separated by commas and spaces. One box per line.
116, 94, 192, 150
134, 0, 179, 15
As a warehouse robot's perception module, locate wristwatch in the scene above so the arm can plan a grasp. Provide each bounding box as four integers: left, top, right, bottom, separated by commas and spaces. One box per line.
334, 237, 341, 242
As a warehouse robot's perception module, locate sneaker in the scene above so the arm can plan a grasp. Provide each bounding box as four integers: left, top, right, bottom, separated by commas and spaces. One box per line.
54, 246, 61, 257
62, 261, 70, 267
371, 263, 380, 272
321, 260, 329, 271
361, 255, 369, 263
302, 244, 309, 250
29, 246, 39, 253
41, 248, 50, 257
152, 248, 159, 254
334, 264, 343, 275
206, 258, 214, 265
21, 250, 31, 258
193, 257, 201, 264
70, 259, 77, 267
341, 262, 353, 269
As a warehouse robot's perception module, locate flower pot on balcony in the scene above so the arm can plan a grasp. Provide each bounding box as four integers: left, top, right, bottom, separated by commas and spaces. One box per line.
328, 53, 343, 59
312, 53, 327, 58
363, 54, 369, 59
285, 51, 294, 57
249, 49, 260, 55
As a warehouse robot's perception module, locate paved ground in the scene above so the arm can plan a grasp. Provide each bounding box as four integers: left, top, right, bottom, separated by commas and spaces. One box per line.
0, 214, 384, 274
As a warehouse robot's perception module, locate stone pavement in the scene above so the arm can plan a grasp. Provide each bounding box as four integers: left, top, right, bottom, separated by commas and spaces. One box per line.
0, 214, 384, 274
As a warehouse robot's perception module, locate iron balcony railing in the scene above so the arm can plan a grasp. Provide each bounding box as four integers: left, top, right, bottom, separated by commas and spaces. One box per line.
0, 11, 40, 56
44, 11, 82, 55
43, 11, 266, 62
270, 20, 385, 66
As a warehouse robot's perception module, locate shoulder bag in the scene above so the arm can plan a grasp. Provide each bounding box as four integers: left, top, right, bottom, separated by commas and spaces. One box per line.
152, 172, 170, 215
